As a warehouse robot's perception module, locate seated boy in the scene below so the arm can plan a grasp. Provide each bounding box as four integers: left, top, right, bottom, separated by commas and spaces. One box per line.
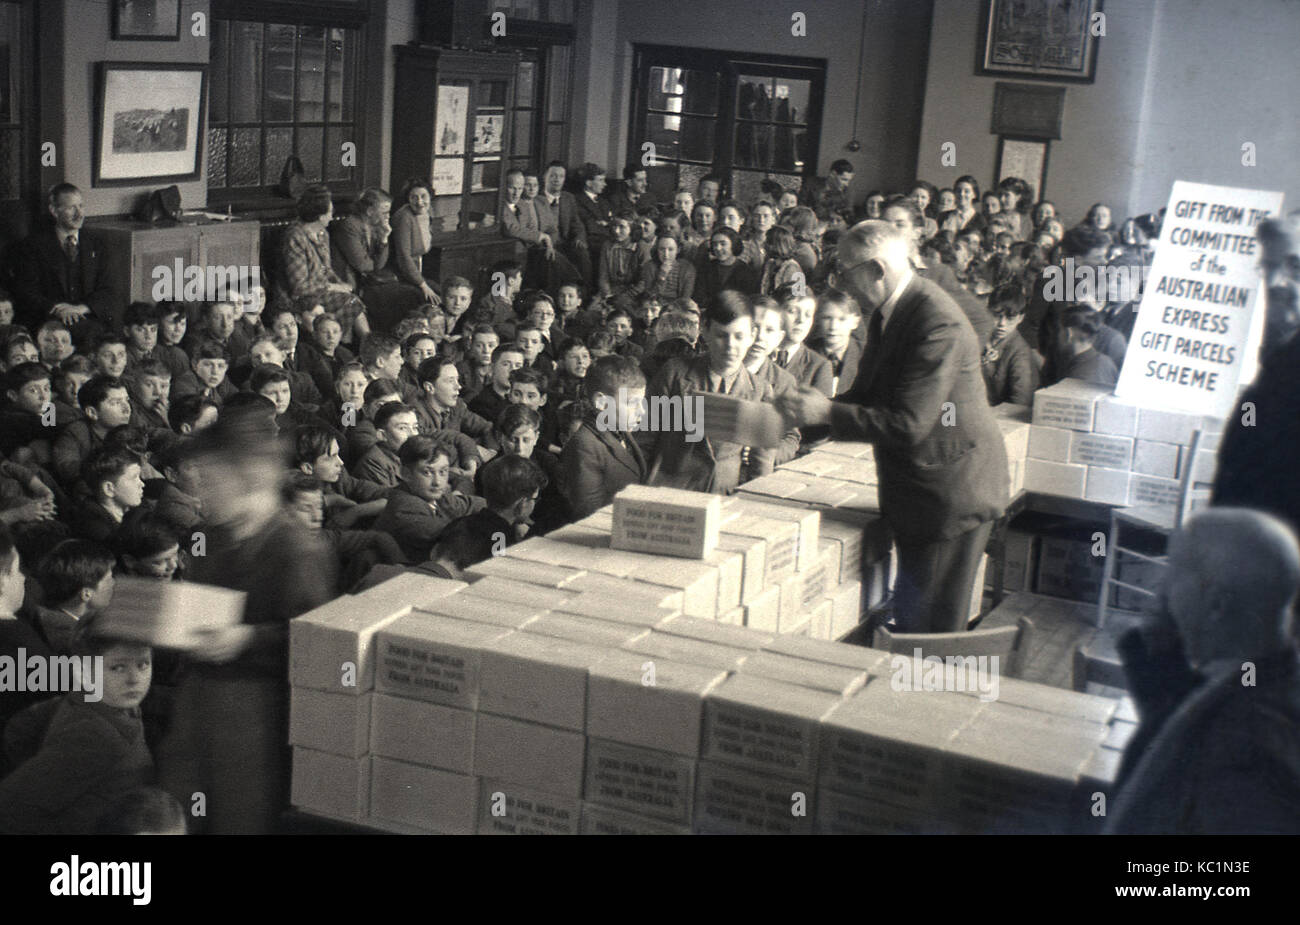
282, 473, 405, 593
69, 445, 148, 544
352, 401, 420, 489
604, 308, 644, 361
805, 288, 864, 397
122, 302, 163, 375
293, 425, 389, 526
556, 282, 591, 339
3, 334, 39, 372
173, 339, 237, 407
262, 299, 333, 399
647, 291, 775, 493
1051, 305, 1119, 388
185, 299, 251, 365
507, 366, 560, 454
51, 356, 93, 426
167, 395, 219, 437
981, 280, 1040, 407
243, 335, 323, 407
116, 514, 182, 581
0, 624, 154, 834
52, 375, 133, 485
155, 302, 198, 391
308, 311, 355, 377
24, 538, 116, 653
413, 357, 493, 475
456, 324, 500, 403
91, 332, 129, 381
152, 438, 203, 539
437, 276, 475, 343
36, 321, 75, 370
552, 338, 590, 405
372, 436, 484, 563
481, 404, 568, 535
558, 354, 648, 519
467, 341, 525, 425
399, 332, 439, 399
319, 360, 366, 435
432, 453, 547, 570
586, 330, 618, 360
359, 334, 418, 403
125, 358, 173, 439
515, 322, 555, 377
0, 363, 56, 464
521, 292, 563, 362
743, 296, 802, 465
344, 377, 402, 465
250, 365, 321, 431
773, 282, 834, 396
470, 260, 523, 339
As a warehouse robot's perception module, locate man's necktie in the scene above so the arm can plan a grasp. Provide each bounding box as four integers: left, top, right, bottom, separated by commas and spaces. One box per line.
776, 349, 789, 368
64, 235, 78, 263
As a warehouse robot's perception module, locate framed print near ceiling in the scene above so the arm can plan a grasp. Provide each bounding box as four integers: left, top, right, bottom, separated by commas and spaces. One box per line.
979, 0, 1103, 83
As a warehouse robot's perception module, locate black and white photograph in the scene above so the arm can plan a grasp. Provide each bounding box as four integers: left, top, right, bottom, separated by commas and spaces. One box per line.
0, 0, 1298, 906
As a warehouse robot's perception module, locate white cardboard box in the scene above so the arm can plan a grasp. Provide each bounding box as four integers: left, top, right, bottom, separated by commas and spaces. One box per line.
693, 761, 813, 835
1133, 439, 1181, 479
369, 757, 478, 835
626, 631, 751, 673
369, 693, 476, 775
1085, 466, 1131, 506
472, 712, 586, 798
291, 748, 370, 822
723, 498, 820, 572
1093, 395, 1140, 437
373, 615, 513, 709
738, 650, 867, 697
477, 633, 607, 731
1024, 458, 1087, 498
742, 584, 782, 633
1027, 425, 1072, 462
702, 674, 842, 784
580, 803, 693, 835
585, 650, 729, 757
522, 613, 649, 649
1031, 380, 1111, 432
611, 485, 722, 559
289, 688, 371, 758
583, 738, 696, 824
1070, 432, 1134, 470
476, 780, 581, 835
656, 615, 773, 650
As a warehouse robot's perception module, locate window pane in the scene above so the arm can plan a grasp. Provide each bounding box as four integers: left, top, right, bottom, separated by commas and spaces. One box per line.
210, 20, 229, 123
734, 121, 773, 168
512, 111, 533, 157
324, 125, 352, 181
544, 0, 574, 22
645, 164, 679, 206
298, 126, 324, 181
207, 127, 228, 187
731, 170, 800, 207
645, 113, 680, 161
265, 23, 295, 122
737, 76, 775, 122
482, 80, 508, 109
773, 78, 810, 125
679, 115, 715, 162
676, 164, 712, 199
232, 22, 264, 123
516, 61, 537, 107
298, 26, 327, 122
648, 67, 719, 116
265, 127, 293, 184
471, 159, 501, 192
229, 127, 261, 187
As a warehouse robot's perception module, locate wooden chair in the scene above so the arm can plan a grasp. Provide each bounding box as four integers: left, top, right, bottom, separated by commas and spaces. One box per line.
873, 616, 1033, 679
1097, 427, 1217, 626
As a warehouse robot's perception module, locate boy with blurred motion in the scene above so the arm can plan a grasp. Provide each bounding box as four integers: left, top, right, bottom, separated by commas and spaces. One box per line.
558, 355, 648, 519
372, 436, 483, 563
1051, 305, 1119, 388
806, 288, 864, 397
773, 282, 834, 396
434, 453, 547, 570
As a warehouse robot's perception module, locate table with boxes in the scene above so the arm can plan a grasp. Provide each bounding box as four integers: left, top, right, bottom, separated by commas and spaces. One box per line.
288, 485, 1134, 834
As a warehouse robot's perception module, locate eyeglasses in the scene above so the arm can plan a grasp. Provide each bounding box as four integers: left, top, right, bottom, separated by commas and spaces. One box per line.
829, 258, 873, 285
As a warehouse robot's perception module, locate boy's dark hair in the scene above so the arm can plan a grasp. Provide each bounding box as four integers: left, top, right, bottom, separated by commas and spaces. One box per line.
82, 446, 140, 498
156, 301, 186, 321
989, 279, 1028, 317
508, 367, 548, 392
132, 358, 170, 380
586, 331, 618, 353
116, 515, 181, 561
363, 379, 401, 406
6, 362, 50, 394
155, 435, 194, 473
479, 454, 548, 510
334, 360, 366, 383
94, 787, 186, 836
491, 342, 526, 364
399, 434, 454, 468
773, 282, 808, 305
403, 332, 438, 355
70, 619, 151, 660
830, 159, 854, 174
35, 539, 115, 604
765, 225, 796, 261
488, 259, 523, 282
293, 425, 338, 467
816, 287, 862, 318
442, 275, 473, 293
495, 403, 541, 436
78, 375, 126, 411
882, 194, 924, 231
123, 302, 162, 328
705, 290, 755, 328
374, 402, 416, 430
1060, 225, 1112, 259
469, 324, 499, 344
185, 400, 282, 465
103, 424, 150, 457
192, 338, 231, 362
260, 300, 296, 330
416, 355, 458, 385
250, 365, 291, 395
360, 334, 400, 368
557, 337, 587, 360
604, 308, 633, 326
93, 331, 127, 352
521, 290, 556, 316
587, 354, 646, 397
574, 163, 605, 185
168, 395, 217, 433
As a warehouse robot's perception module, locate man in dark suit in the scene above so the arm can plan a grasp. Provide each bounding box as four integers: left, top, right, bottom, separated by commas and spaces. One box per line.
571, 163, 614, 283
779, 221, 1008, 633
11, 184, 117, 343
537, 162, 591, 284
604, 163, 649, 217
1106, 509, 1300, 834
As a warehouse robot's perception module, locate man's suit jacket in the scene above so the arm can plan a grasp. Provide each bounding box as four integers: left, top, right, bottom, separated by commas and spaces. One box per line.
647, 356, 774, 494
806, 335, 864, 398
572, 191, 613, 250
829, 276, 1008, 545
12, 228, 117, 330
558, 416, 648, 520
782, 344, 835, 397
533, 192, 587, 248
372, 485, 482, 563
916, 261, 995, 347
330, 214, 391, 291
501, 199, 544, 246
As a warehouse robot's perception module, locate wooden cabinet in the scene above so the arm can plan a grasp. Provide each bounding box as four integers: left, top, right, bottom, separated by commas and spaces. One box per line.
90, 217, 261, 317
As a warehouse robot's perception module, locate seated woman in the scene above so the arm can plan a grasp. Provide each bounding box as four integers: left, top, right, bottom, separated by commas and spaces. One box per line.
782, 206, 822, 278
692, 227, 760, 305
909, 180, 940, 239
389, 177, 442, 307
938, 175, 987, 238
1079, 202, 1116, 247
996, 177, 1034, 241
281, 184, 370, 347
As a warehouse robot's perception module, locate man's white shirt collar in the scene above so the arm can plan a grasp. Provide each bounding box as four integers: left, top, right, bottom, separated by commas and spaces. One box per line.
877, 267, 914, 333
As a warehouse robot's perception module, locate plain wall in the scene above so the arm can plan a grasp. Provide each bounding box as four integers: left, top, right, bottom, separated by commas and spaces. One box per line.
916, 0, 1300, 226
571, 0, 935, 200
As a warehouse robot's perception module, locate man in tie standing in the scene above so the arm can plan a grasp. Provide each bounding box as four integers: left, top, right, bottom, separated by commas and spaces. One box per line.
12, 184, 117, 344
778, 221, 1008, 633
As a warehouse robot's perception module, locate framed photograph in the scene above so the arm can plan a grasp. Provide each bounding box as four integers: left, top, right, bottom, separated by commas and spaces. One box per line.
991, 82, 1065, 139
473, 114, 503, 154
978, 0, 1103, 83
93, 63, 206, 186
111, 0, 181, 41
435, 84, 469, 156
996, 136, 1050, 200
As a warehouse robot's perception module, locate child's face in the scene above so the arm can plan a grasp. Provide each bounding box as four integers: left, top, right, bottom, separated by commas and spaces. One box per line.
190, 405, 219, 434
817, 305, 859, 349
599, 385, 646, 431
518, 331, 544, 362
999, 189, 1019, 213
268, 312, 299, 353
445, 286, 473, 317
337, 370, 367, 406
38, 328, 74, 365
381, 411, 420, 449
506, 272, 523, 295
160, 312, 187, 345
492, 351, 524, 390
0, 300, 13, 325
509, 381, 545, 411
111, 463, 146, 510
11, 377, 51, 415
365, 392, 400, 419
720, 207, 744, 232
259, 381, 292, 415
705, 316, 755, 377
1092, 206, 1112, 229
96, 343, 128, 379
709, 233, 735, 262
698, 180, 719, 203
956, 183, 977, 209
694, 205, 716, 232
136, 374, 170, 408
528, 302, 556, 330
208, 303, 237, 339
606, 316, 632, 342
133, 544, 180, 580
750, 309, 785, 360
315, 318, 343, 355
938, 190, 957, 212
405, 338, 438, 370
911, 187, 931, 212
126, 323, 158, 354
405, 452, 451, 502
289, 489, 324, 531
637, 217, 657, 242
781, 296, 816, 346
92, 387, 133, 429
471, 334, 498, 366
311, 441, 344, 483
610, 219, 632, 243
374, 348, 402, 379
100, 644, 152, 711
562, 346, 590, 377
654, 237, 678, 265
982, 195, 1000, 215
194, 357, 229, 389
752, 204, 777, 233
557, 287, 581, 314
250, 340, 285, 367
674, 192, 694, 215
428, 365, 461, 407
864, 196, 885, 219
778, 192, 798, 212
994, 236, 1013, 258
636, 299, 662, 326
58, 371, 90, 406
501, 425, 538, 458
7, 341, 38, 368
993, 310, 1025, 340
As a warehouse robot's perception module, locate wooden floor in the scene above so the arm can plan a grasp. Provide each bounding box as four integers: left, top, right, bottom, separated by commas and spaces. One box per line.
978, 591, 1144, 692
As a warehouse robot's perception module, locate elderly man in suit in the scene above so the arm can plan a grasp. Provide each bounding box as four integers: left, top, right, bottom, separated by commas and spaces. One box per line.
535, 161, 591, 284
1106, 508, 1300, 835
503, 169, 582, 290
778, 221, 1008, 633
11, 183, 117, 343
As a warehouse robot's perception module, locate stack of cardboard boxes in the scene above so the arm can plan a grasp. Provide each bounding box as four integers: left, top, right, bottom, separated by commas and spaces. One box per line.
286, 568, 1132, 833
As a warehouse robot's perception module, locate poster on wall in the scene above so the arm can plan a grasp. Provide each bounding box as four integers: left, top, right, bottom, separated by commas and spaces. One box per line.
435, 84, 468, 156
1115, 180, 1284, 419
978, 0, 1103, 83
432, 157, 463, 196
93, 62, 206, 185
474, 114, 503, 154
996, 137, 1049, 199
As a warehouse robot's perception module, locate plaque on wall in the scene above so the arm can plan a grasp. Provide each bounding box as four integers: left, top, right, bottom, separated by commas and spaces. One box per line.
991, 82, 1065, 140
978, 0, 1103, 83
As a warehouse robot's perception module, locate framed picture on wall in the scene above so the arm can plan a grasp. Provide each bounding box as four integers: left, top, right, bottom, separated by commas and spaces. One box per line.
111, 0, 182, 41
978, 0, 1103, 83
93, 63, 206, 186
996, 136, 1050, 201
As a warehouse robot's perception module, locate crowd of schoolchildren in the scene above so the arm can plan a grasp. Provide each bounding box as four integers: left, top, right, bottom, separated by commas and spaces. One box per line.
0, 161, 1175, 834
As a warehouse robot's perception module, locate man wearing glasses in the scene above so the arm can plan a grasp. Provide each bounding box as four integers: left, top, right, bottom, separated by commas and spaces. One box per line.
777, 221, 1008, 634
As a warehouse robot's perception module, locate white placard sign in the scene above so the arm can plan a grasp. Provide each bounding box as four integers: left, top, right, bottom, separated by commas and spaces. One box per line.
1115, 181, 1283, 418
